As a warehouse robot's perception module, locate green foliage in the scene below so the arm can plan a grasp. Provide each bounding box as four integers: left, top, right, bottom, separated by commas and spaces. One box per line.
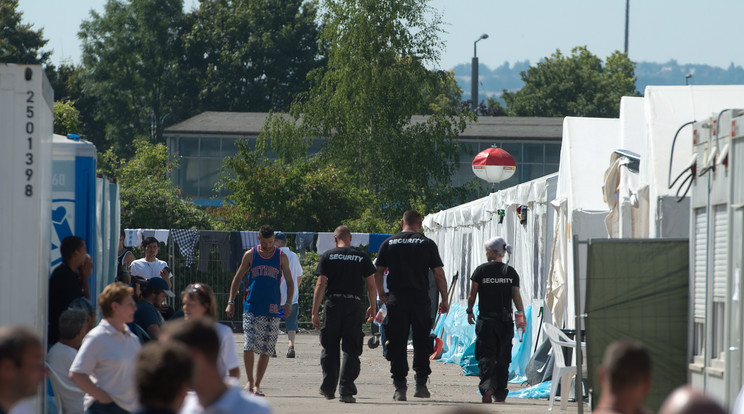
78, 0, 187, 153
502, 46, 639, 118
53, 99, 82, 135
0, 0, 50, 64
184, 0, 324, 112
236, 0, 474, 229
100, 138, 215, 230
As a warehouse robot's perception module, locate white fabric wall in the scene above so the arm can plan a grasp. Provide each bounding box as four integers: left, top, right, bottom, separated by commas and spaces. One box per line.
641, 85, 744, 237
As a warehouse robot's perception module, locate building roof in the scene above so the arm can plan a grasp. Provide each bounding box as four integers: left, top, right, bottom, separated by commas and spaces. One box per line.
164, 111, 564, 141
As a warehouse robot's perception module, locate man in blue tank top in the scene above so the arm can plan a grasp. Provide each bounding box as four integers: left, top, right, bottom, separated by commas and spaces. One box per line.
226, 225, 294, 396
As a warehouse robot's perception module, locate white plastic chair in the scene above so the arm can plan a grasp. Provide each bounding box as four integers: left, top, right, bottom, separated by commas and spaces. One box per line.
45, 361, 83, 414
542, 323, 587, 411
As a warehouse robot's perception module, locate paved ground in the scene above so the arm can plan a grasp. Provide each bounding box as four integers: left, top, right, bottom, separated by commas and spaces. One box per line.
231, 330, 587, 414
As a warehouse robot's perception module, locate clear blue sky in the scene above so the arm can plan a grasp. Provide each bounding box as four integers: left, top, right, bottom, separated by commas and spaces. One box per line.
18, 0, 744, 70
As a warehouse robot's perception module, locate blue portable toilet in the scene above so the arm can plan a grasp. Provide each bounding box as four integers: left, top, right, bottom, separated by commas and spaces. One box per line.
51, 134, 97, 296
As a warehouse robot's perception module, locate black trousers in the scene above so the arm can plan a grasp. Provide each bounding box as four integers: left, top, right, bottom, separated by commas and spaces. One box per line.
386, 293, 432, 385
475, 317, 513, 400
320, 298, 364, 396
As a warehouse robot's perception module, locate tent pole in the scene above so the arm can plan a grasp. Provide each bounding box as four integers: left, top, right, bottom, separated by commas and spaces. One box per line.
573, 235, 585, 414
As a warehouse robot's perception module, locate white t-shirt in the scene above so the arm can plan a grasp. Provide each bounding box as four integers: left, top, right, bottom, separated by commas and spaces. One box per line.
130, 258, 172, 280
279, 247, 303, 305
215, 322, 240, 378
69, 319, 141, 412
373, 258, 389, 299
179, 384, 272, 414
47, 342, 84, 414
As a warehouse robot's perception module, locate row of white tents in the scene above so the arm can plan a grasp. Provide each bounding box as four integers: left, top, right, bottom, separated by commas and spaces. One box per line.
424, 84, 744, 352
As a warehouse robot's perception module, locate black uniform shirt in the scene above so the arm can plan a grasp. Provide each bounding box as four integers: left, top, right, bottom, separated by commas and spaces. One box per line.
315, 247, 376, 298
376, 232, 444, 296
470, 262, 519, 316
48, 263, 85, 344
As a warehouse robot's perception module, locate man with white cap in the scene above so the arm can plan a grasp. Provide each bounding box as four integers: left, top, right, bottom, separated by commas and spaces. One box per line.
466, 236, 526, 403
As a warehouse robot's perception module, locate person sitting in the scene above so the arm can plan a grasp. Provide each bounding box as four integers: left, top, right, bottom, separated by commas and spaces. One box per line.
134, 277, 174, 341
592, 340, 652, 414
47, 309, 88, 414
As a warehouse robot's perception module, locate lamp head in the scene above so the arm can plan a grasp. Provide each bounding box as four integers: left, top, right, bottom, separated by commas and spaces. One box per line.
480, 33, 489, 40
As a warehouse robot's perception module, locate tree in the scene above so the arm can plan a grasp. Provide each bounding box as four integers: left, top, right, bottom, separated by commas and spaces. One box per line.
183, 0, 324, 112
0, 0, 50, 64
502, 46, 639, 118
53, 99, 82, 135
249, 0, 473, 225
79, 0, 186, 153
99, 138, 215, 230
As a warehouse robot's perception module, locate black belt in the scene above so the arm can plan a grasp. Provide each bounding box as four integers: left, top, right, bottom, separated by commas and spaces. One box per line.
327, 293, 361, 301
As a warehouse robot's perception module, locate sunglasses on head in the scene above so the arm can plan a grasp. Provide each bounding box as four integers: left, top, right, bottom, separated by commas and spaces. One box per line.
187, 283, 206, 295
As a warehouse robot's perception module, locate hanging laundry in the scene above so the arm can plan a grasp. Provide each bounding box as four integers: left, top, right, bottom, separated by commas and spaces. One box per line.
295, 232, 315, 257
368, 233, 391, 253
316, 232, 336, 255
141, 229, 170, 245
198, 231, 232, 273
171, 229, 199, 268
124, 229, 142, 247
349, 233, 370, 248
240, 231, 259, 250
229, 231, 244, 272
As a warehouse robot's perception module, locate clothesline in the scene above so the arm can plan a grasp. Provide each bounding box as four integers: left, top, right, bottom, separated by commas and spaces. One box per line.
123, 229, 391, 270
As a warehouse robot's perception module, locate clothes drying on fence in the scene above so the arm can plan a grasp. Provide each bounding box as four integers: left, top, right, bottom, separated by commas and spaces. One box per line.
316, 232, 335, 255
295, 232, 315, 257
198, 231, 232, 273
240, 231, 259, 251
171, 229, 199, 268
349, 232, 370, 248
141, 229, 170, 245
124, 229, 143, 247
230, 231, 244, 272
368, 233, 390, 253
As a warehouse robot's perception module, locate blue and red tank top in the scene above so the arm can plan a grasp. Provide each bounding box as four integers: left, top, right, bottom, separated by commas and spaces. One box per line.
243, 246, 283, 317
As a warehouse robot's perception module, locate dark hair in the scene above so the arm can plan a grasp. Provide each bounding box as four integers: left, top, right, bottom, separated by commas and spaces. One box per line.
136, 341, 193, 408
602, 340, 652, 392
162, 318, 220, 365
142, 237, 159, 248
60, 236, 85, 262
58, 308, 87, 340
0, 326, 41, 367
402, 210, 422, 225
259, 224, 274, 239
68, 297, 95, 316
120, 228, 125, 238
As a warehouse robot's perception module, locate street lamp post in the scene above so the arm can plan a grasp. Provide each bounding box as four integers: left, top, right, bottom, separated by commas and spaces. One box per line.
471, 33, 489, 110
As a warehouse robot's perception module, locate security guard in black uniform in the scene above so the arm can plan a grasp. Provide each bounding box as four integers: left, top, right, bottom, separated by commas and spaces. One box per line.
375, 210, 450, 401
466, 236, 527, 403
312, 225, 377, 404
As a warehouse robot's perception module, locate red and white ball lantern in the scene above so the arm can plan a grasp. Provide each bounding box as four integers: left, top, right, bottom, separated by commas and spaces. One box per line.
471, 147, 516, 183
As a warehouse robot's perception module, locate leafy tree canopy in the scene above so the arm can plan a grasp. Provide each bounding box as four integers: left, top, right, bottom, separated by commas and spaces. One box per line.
502, 46, 639, 117
230, 0, 475, 230
99, 138, 214, 230
0, 0, 50, 64
53, 99, 82, 135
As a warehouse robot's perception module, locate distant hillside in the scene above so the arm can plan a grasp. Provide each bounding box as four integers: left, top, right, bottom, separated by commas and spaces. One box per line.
453, 60, 744, 103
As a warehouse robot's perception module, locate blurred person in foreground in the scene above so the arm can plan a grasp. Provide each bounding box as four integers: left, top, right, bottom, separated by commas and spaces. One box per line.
466, 237, 526, 403
592, 340, 652, 414
132, 341, 193, 414
181, 282, 240, 379
0, 326, 44, 414
162, 318, 271, 414
70, 282, 141, 414
660, 386, 725, 414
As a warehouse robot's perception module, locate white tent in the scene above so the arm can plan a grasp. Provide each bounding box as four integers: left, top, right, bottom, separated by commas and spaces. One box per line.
423, 173, 557, 345
547, 117, 620, 328
641, 85, 744, 238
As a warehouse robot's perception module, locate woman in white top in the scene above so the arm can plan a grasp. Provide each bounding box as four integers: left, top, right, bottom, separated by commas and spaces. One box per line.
70, 282, 141, 414
181, 283, 241, 379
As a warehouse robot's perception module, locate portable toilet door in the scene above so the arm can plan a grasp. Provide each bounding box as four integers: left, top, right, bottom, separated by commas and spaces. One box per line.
51, 134, 98, 297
